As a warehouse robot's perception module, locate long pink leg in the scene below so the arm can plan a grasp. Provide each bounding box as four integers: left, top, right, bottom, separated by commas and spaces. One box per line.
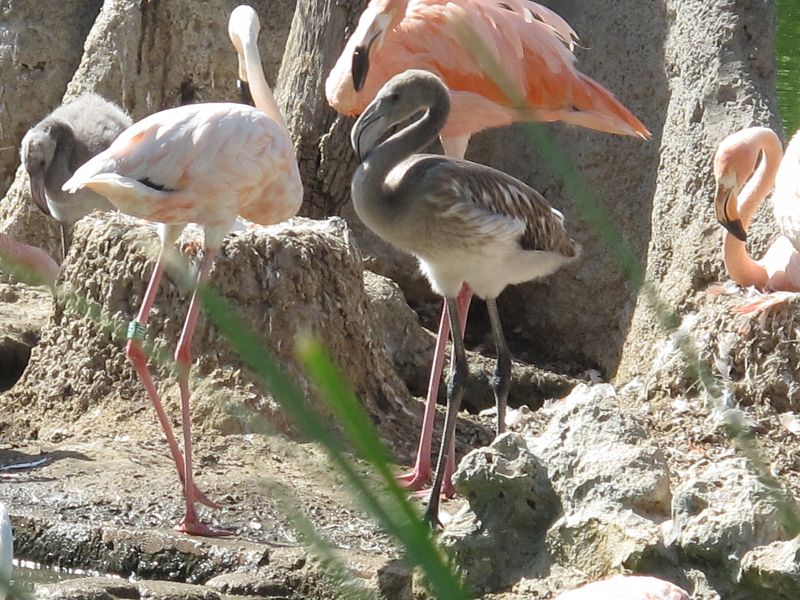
400, 283, 472, 497
170, 247, 231, 537
125, 243, 220, 512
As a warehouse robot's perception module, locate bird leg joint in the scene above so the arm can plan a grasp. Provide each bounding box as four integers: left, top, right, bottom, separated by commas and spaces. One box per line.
127, 320, 148, 342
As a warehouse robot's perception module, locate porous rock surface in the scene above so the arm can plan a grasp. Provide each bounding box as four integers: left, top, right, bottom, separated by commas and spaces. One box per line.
439, 384, 796, 599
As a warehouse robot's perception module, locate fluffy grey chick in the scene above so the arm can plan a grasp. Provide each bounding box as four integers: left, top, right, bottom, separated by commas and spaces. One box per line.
20, 93, 132, 260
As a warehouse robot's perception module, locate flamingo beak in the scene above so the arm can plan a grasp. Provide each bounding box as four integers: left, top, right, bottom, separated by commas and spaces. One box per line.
714, 183, 746, 242
27, 174, 51, 217
352, 102, 388, 162
352, 13, 392, 92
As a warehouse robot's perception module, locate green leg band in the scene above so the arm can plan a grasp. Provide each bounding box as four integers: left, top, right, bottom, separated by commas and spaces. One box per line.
127, 320, 147, 342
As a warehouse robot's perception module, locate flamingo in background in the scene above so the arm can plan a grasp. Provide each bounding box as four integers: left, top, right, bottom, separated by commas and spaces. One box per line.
327, 0, 651, 495
63, 5, 302, 536
351, 70, 580, 524
0, 233, 59, 287
712, 127, 800, 313
555, 575, 690, 600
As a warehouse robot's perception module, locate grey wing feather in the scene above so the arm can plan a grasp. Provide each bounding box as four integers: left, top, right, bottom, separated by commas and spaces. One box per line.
435, 161, 578, 258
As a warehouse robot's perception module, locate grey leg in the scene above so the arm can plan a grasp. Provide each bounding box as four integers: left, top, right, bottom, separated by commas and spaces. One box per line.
486, 298, 511, 437
424, 296, 469, 527
59, 222, 70, 263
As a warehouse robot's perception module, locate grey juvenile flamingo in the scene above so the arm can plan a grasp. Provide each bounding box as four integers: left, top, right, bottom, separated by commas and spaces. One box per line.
350, 69, 580, 524
20, 93, 132, 260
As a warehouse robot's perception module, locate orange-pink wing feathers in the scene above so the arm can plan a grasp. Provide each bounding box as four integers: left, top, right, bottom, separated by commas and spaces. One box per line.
326, 0, 650, 139
0, 233, 59, 285
65, 103, 302, 228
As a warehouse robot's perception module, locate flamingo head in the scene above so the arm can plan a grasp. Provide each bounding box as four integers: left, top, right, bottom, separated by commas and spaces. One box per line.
228, 5, 260, 104
712, 130, 765, 242
352, 70, 449, 162
351, 0, 408, 92
20, 126, 58, 216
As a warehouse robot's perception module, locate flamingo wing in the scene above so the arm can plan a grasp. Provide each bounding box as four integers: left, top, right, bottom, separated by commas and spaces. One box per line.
64, 103, 300, 227
555, 575, 690, 600
327, 0, 649, 139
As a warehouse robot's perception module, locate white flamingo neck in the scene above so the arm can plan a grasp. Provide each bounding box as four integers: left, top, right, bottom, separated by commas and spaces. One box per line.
242, 41, 292, 141
721, 129, 783, 289
737, 129, 783, 229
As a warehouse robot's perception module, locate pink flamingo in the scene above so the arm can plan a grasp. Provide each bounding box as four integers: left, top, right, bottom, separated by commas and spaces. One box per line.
712, 127, 800, 314
0, 233, 59, 287
555, 575, 690, 600
327, 0, 651, 495
63, 5, 302, 536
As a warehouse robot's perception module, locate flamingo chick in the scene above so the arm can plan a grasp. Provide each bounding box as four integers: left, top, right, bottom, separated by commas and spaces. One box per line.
555, 575, 690, 600
713, 127, 800, 313
327, 0, 650, 493
62, 5, 302, 536
351, 70, 580, 525
20, 93, 133, 260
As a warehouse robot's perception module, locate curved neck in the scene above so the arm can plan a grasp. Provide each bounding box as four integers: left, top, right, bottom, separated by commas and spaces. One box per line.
723, 131, 783, 288
362, 86, 450, 184
242, 39, 291, 140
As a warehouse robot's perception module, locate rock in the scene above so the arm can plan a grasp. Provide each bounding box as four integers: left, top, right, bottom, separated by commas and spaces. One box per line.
0, 0, 102, 197
668, 457, 789, 566
205, 572, 290, 597
440, 433, 557, 592
740, 537, 800, 600
643, 292, 800, 412
138, 580, 220, 600
0, 214, 418, 459
374, 559, 413, 600
617, 0, 781, 381
545, 507, 664, 578
35, 577, 139, 600
529, 384, 672, 516
35, 577, 223, 600
363, 270, 577, 412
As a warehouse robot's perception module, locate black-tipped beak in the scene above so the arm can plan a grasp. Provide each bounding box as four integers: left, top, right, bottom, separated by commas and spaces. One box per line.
714, 184, 747, 242
237, 79, 254, 106
722, 218, 747, 242
352, 45, 370, 92
28, 174, 51, 216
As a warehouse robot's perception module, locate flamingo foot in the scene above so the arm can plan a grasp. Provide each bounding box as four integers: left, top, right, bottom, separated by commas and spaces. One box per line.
397, 466, 431, 491
190, 483, 222, 510
174, 517, 234, 537
409, 479, 455, 500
